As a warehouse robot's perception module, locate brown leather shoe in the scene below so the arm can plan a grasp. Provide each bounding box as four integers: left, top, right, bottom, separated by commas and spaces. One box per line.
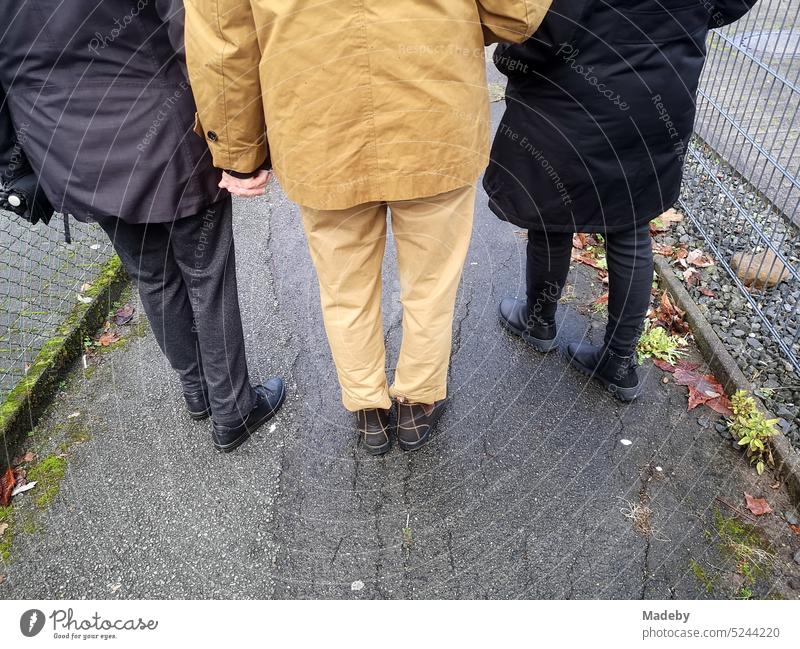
395, 399, 447, 452
356, 408, 392, 455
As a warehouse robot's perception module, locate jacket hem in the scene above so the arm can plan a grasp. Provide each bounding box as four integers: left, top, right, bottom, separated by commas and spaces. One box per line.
487, 188, 682, 234
281, 158, 488, 210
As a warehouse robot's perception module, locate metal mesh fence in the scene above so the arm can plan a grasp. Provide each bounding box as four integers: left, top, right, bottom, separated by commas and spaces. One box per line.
680, 0, 800, 376
0, 212, 113, 401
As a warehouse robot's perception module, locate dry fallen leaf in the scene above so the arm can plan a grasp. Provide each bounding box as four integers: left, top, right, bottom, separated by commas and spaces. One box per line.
98, 331, 121, 347
744, 493, 773, 516
114, 304, 135, 326
651, 291, 689, 335
673, 365, 732, 416
0, 468, 16, 506
682, 267, 702, 287
699, 287, 716, 298
0, 523, 8, 536
654, 358, 700, 373
687, 248, 715, 268
789, 524, 800, 536
653, 242, 675, 257
573, 233, 588, 250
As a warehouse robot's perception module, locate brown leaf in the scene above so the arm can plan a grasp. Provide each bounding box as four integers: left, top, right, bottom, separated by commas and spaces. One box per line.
661, 208, 684, 225
687, 249, 715, 268
653, 359, 676, 372
0, 467, 16, 506
744, 493, 773, 516
15, 452, 35, 466
651, 291, 689, 335
572, 233, 587, 250
114, 304, 135, 326
571, 249, 602, 270
592, 293, 609, 306
789, 524, 800, 536
653, 242, 674, 257
655, 359, 700, 374
651, 209, 684, 233
683, 267, 702, 287
674, 367, 732, 416
699, 287, 716, 298
98, 331, 121, 347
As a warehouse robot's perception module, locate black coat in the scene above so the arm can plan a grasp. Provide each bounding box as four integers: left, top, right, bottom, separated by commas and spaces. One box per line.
483, 0, 757, 233
0, 0, 219, 224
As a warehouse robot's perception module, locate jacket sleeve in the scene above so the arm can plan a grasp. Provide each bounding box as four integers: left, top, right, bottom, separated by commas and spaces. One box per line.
154, 0, 186, 60
479, 0, 554, 45
710, 0, 758, 28
184, 0, 268, 174
0, 86, 32, 186
494, 0, 590, 77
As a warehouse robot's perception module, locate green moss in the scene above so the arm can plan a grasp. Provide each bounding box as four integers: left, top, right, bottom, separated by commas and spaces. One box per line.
689, 559, 715, 593
712, 509, 773, 586
27, 455, 67, 509
0, 254, 125, 445
0, 506, 14, 562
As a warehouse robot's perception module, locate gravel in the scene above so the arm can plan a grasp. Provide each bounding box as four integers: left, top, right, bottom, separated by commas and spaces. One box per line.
660, 141, 800, 451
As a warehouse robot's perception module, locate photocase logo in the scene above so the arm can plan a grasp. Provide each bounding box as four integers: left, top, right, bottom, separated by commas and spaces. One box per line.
20, 609, 45, 637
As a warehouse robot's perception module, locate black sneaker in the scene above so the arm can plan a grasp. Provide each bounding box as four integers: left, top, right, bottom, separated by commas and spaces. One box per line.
211, 378, 286, 452
563, 342, 643, 402
184, 389, 211, 421
498, 297, 558, 352
356, 408, 392, 455
395, 399, 447, 452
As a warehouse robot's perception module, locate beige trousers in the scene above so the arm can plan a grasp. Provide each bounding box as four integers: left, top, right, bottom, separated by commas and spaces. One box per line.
300, 185, 476, 411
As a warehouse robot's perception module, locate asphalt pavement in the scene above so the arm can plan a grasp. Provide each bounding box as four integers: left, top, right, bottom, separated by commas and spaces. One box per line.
1, 68, 799, 600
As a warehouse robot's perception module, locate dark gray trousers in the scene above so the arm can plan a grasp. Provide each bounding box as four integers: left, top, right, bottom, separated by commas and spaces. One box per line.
96, 196, 256, 425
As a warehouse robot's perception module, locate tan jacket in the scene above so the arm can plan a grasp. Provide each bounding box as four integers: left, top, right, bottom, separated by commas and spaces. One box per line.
185, 1, 551, 210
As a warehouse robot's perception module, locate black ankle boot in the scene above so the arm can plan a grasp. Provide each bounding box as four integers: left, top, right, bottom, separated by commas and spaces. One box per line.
211, 378, 286, 452
356, 408, 392, 455
184, 389, 211, 420
498, 297, 558, 352
563, 342, 643, 401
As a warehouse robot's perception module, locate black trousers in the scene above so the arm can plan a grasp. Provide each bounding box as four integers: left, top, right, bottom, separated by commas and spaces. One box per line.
95, 196, 256, 425
526, 221, 653, 357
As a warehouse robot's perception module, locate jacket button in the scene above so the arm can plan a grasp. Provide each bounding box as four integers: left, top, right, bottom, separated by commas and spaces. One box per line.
207, 130, 218, 142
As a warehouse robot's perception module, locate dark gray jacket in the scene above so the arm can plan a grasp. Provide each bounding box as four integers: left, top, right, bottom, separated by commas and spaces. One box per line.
0, 0, 220, 224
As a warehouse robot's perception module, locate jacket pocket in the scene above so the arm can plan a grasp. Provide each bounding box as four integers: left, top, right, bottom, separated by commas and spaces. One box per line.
614, 2, 709, 44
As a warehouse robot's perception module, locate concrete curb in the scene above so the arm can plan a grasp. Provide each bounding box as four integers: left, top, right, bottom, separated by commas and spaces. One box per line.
654, 254, 800, 505
0, 255, 127, 470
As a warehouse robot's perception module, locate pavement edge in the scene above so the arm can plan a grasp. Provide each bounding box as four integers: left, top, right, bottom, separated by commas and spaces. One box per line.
655, 254, 800, 506
0, 255, 127, 470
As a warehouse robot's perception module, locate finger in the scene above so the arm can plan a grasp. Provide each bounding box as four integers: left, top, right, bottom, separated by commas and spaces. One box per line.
232, 175, 269, 190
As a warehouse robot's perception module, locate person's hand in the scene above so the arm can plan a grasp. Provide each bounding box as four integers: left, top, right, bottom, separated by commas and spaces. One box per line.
219, 169, 272, 197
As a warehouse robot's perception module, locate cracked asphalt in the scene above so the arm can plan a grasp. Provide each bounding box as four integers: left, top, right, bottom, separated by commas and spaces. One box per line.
2, 63, 799, 600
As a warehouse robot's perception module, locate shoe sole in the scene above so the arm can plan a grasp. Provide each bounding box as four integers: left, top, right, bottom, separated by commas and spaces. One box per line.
187, 409, 211, 421
497, 305, 558, 353
213, 383, 287, 453
562, 347, 643, 402
397, 402, 447, 452
362, 439, 392, 456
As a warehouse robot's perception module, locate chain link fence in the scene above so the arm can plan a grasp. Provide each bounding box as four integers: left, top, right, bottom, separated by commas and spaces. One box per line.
0, 212, 113, 403
680, 0, 800, 378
